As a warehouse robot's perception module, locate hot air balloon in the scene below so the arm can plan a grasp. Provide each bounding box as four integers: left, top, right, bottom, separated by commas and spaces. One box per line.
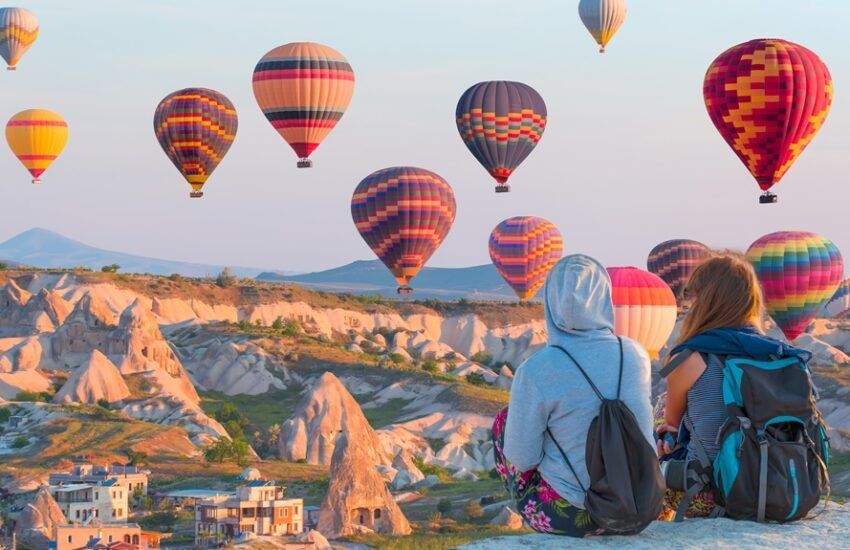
746, 231, 843, 341
456, 81, 546, 193
824, 279, 850, 319
647, 239, 711, 303
0, 7, 38, 70
489, 216, 563, 300
252, 42, 354, 168
5, 109, 68, 184
154, 88, 238, 198
607, 266, 677, 358
351, 167, 456, 294
578, 0, 627, 54
704, 39, 833, 204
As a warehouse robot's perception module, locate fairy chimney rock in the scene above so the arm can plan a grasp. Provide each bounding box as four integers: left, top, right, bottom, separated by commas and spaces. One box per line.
317, 433, 412, 538
15, 486, 67, 547
53, 350, 130, 404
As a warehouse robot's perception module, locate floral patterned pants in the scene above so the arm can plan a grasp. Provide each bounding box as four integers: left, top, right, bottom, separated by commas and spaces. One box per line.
491, 407, 602, 537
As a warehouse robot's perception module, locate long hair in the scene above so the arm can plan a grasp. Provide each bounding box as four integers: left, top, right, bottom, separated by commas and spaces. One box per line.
677, 252, 765, 344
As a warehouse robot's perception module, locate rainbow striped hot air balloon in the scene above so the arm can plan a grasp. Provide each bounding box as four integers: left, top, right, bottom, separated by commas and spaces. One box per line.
0, 7, 38, 70
578, 0, 627, 54
456, 81, 547, 193
351, 167, 456, 294
154, 88, 238, 198
647, 239, 711, 304
704, 39, 832, 204
607, 266, 677, 358
489, 216, 563, 300
5, 109, 68, 184
824, 279, 850, 319
746, 231, 844, 341
253, 42, 354, 168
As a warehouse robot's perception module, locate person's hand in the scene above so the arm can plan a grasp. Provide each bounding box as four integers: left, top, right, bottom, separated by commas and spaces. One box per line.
655, 424, 678, 456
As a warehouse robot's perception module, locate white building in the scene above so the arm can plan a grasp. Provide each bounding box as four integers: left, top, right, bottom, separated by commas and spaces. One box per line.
50, 479, 129, 525
195, 481, 303, 542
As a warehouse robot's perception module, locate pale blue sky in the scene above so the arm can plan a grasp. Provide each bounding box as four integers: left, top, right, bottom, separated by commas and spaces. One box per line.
0, 1, 847, 272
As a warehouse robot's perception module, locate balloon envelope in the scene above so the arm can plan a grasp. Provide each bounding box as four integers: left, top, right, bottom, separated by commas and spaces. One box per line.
252, 42, 354, 167
824, 279, 850, 319
154, 88, 238, 198
0, 7, 38, 70
578, 0, 627, 53
607, 266, 677, 358
351, 167, 456, 293
456, 81, 546, 192
647, 239, 711, 303
704, 39, 832, 201
746, 231, 843, 340
489, 216, 563, 300
5, 109, 68, 184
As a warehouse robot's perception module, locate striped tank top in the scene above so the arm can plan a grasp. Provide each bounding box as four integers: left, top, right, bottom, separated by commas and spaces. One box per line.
685, 354, 726, 462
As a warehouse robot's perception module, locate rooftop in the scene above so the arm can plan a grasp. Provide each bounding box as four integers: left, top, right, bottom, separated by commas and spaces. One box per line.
162, 489, 235, 499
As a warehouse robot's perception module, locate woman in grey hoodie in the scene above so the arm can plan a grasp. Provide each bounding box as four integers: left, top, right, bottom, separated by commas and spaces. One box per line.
491, 254, 655, 536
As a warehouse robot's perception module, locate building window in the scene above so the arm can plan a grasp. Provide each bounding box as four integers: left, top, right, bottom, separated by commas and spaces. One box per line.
68, 535, 72, 543
108, 535, 113, 542
76, 510, 80, 519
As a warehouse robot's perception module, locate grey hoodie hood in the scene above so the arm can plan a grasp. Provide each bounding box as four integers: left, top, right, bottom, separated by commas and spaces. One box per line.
544, 254, 615, 341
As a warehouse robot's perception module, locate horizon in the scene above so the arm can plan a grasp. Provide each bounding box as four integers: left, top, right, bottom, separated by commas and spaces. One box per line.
0, 1, 847, 275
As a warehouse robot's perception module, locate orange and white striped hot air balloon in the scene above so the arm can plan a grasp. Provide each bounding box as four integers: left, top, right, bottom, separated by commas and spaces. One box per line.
5, 109, 68, 184
607, 266, 677, 358
0, 7, 39, 70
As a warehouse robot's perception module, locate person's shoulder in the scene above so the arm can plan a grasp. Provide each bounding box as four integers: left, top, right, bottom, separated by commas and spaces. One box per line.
617, 336, 651, 364
514, 346, 560, 377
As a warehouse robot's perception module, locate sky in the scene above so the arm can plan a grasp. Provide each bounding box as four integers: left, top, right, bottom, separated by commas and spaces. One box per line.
0, 1, 847, 273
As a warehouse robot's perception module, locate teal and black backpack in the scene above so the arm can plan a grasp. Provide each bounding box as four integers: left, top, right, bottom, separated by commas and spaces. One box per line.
665, 351, 830, 522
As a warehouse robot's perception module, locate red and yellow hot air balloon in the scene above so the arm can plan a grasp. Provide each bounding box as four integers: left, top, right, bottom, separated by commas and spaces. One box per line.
746, 231, 843, 341
5, 109, 68, 184
0, 7, 39, 70
607, 267, 677, 358
489, 216, 563, 300
351, 167, 456, 294
252, 42, 354, 168
153, 88, 238, 198
647, 239, 711, 303
704, 39, 832, 204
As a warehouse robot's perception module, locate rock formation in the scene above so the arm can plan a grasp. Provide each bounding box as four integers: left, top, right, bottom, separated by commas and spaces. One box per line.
184, 339, 289, 396
15, 486, 67, 547
317, 433, 412, 538
391, 449, 424, 490
19, 289, 71, 333
278, 372, 387, 466
239, 467, 262, 481
52, 350, 130, 404
297, 529, 331, 550
490, 506, 524, 530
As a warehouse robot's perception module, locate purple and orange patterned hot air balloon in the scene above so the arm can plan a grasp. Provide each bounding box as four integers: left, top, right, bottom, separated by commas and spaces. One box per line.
746, 231, 843, 341
154, 88, 238, 198
351, 167, 456, 294
824, 279, 850, 319
489, 216, 563, 300
704, 39, 833, 204
456, 81, 547, 193
607, 267, 677, 358
647, 239, 711, 304
253, 42, 354, 168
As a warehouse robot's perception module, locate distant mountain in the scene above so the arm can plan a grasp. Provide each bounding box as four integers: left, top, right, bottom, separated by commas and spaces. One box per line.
258, 260, 525, 300
0, 228, 277, 278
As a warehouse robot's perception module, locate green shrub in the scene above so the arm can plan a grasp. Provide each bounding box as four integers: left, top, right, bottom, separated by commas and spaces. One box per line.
14, 390, 50, 402
215, 267, 237, 288
437, 498, 453, 515
96, 398, 110, 409
421, 359, 438, 373
11, 435, 28, 449
271, 316, 284, 330
101, 264, 120, 273
464, 499, 483, 520
0, 407, 10, 423
126, 450, 148, 466
470, 351, 493, 366
465, 372, 487, 386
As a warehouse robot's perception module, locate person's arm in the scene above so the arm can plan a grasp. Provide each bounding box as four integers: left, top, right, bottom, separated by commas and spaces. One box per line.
503, 364, 547, 472
664, 352, 708, 428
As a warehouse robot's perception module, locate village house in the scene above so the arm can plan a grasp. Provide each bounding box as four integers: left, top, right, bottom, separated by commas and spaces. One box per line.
49, 462, 151, 496
194, 481, 303, 542
49, 479, 129, 525
50, 522, 165, 550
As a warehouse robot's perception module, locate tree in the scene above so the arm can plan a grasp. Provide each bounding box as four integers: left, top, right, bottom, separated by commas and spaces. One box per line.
96, 398, 110, 409
101, 264, 120, 273
204, 438, 233, 463
465, 372, 487, 386
11, 435, 28, 449
470, 351, 493, 366
0, 407, 10, 423
271, 316, 284, 330
437, 498, 453, 515
421, 359, 438, 373
464, 499, 483, 520
216, 267, 237, 287
126, 450, 148, 467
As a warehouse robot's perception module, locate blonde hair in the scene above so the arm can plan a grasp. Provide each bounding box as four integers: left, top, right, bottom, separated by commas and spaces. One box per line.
677, 252, 764, 344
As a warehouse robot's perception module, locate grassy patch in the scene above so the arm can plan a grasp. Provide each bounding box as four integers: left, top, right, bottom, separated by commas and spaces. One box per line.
200, 388, 303, 431
360, 397, 413, 429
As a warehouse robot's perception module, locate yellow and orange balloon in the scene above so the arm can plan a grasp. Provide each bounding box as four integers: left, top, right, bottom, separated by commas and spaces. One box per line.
607, 266, 677, 358
5, 109, 68, 184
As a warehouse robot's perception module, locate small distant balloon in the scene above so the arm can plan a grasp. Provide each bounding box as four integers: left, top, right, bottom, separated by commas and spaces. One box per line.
5, 109, 68, 184
647, 239, 711, 303
489, 216, 563, 300
351, 167, 456, 294
607, 266, 677, 359
0, 7, 38, 70
253, 42, 354, 168
746, 231, 843, 341
578, 0, 627, 54
154, 88, 238, 198
456, 81, 546, 193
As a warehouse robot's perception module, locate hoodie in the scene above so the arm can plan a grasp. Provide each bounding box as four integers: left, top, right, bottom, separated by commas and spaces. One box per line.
503, 254, 654, 508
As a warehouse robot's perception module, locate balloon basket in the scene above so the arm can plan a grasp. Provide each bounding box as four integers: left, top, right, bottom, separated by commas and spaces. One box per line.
397, 286, 413, 295
190, 191, 204, 198
7, 66, 16, 71
31, 178, 41, 185
297, 159, 313, 169
759, 192, 778, 204
599, 47, 606, 54
495, 184, 510, 193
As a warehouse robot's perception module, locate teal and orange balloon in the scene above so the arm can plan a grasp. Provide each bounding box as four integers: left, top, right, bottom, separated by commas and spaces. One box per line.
154, 88, 238, 198
746, 231, 843, 340
647, 239, 711, 303
351, 167, 456, 294
456, 81, 547, 193
489, 216, 563, 300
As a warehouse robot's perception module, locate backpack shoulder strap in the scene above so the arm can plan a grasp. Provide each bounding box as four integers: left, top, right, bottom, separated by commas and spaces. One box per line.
659, 349, 694, 378
545, 427, 587, 493
550, 344, 604, 401
615, 337, 624, 400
